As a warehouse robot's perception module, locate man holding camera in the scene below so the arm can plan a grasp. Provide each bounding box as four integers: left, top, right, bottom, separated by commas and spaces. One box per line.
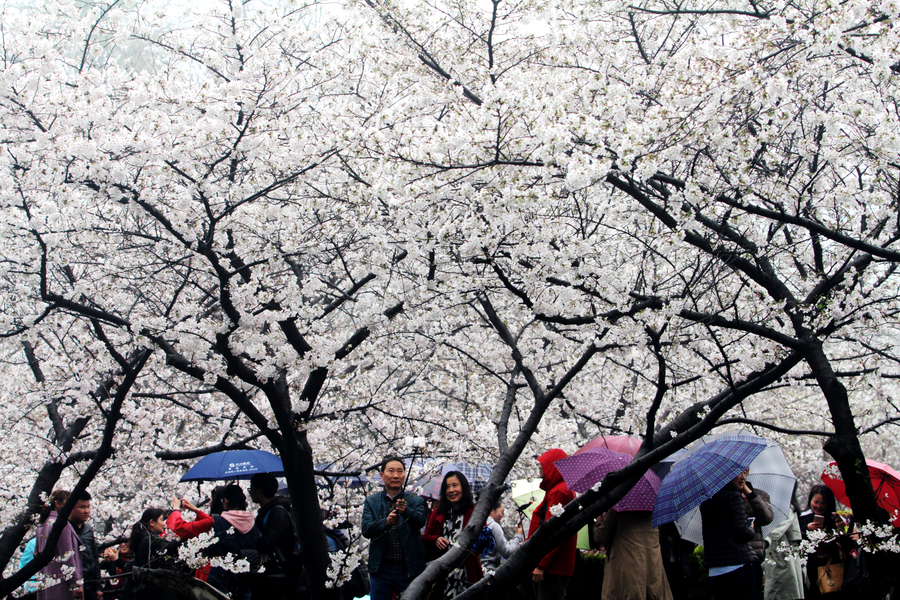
362, 456, 427, 600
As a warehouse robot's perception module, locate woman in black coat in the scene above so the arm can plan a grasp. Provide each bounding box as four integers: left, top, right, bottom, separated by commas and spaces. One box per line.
799, 485, 850, 599
700, 473, 757, 600
125, 508, 180, 600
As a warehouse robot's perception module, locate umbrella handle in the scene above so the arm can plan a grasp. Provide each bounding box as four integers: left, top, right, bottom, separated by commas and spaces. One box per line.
517, 514, 527, 531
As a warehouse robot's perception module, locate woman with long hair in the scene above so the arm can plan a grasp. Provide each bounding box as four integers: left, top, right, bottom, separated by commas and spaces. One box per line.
422, 472, 483, 599
798, 484, 851, 599
39, 490, 69, 524
126, 507, 180, 600
798, 484, 838, 538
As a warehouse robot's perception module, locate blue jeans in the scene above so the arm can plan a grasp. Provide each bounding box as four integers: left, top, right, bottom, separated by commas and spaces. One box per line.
709, 563, 755, 600
370, 563, 411, 600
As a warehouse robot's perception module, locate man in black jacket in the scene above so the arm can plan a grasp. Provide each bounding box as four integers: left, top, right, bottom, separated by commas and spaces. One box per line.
69, 491, 101, 600
250, 473, 298, 600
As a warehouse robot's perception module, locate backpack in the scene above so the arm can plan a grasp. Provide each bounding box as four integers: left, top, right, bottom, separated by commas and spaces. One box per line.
325, 529, 369, 600
261, 505, 309, 597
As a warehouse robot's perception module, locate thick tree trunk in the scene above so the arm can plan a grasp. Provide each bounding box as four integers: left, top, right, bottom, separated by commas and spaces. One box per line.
283, 429, 339, 600
801, 340, 896, 598
265, 374, 339, 600
802, 340, 880, 523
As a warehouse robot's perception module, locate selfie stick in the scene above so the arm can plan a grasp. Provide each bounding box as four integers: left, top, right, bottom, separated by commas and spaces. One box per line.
400, 436, 426, 497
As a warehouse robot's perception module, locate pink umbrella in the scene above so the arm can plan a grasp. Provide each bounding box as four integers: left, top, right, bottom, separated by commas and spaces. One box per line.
555, 448, 661, 512
822, 459, 900, 526
574, 435, 642, 457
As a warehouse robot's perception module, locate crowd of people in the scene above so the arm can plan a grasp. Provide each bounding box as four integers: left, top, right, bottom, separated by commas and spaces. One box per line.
360, 451, 576, 600
362, 450, 884, 600
19, 451, 886, 600
21, 474, 301, 600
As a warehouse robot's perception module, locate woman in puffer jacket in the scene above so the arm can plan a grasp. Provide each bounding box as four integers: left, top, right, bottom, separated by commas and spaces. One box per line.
204, 485, 260, 600
700, 473, 757, 600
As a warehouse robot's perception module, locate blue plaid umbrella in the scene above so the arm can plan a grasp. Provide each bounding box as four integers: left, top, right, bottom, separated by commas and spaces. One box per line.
415, 476, 445, 500
670, 431, 797, 543
652, 436, 766, 527
442, 462, 495, 493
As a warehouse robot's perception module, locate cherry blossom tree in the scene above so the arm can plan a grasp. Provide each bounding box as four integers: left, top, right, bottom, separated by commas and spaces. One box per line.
0, 0, 411, 595
339, 0, 900, 596
2, 0, 900, 598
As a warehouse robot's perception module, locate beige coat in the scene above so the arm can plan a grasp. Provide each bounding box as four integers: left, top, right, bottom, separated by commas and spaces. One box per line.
594, 510, 674, 600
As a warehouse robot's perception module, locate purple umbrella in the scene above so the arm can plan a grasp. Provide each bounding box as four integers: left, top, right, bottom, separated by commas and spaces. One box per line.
554, 448, 661, 512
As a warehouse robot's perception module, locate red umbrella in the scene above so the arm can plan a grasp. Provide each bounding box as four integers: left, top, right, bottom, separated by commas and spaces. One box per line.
821, 459, 900, 526
575, 435, 642, 457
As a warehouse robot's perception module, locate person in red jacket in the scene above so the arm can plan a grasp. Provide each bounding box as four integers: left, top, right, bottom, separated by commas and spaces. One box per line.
423, 471, 483, 599
527, 449, 577, 600
167, 496, 215, 538
166, 496, 215, 582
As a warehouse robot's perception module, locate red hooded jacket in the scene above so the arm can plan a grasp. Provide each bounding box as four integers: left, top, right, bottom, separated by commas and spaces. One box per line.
527, 449, 577, 576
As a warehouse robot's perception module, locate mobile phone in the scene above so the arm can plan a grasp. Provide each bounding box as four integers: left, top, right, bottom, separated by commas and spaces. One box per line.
814, 514, 825, 525
747, 517, 755, 527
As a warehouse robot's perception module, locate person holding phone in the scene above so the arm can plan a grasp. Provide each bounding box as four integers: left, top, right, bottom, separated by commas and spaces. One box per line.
166, 496, 215, 539
798, 485, 845, 599
798, 485, 838, 538
362, 456, 427, 600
